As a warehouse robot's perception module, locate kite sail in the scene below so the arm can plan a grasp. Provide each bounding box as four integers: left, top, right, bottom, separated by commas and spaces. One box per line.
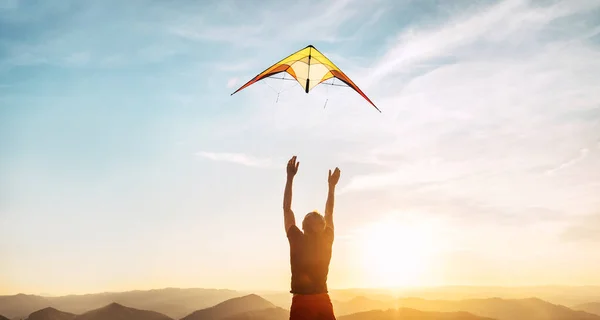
230, 45, 380, 112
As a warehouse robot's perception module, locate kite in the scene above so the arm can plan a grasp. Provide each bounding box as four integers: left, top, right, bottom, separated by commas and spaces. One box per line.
230, 45, 380, 112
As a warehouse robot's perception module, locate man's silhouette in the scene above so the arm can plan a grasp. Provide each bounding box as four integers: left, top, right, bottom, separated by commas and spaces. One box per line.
283, 155, 340, 320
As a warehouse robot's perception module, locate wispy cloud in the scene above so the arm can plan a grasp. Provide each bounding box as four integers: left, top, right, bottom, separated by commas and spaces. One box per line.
545, 148, 591, 175
224, 0, 600, 226
561, 213, 600, 243
226, 78, 238, 89
169, 23, 265, 45
3, 0, 600, 292
169, 0, 385, 47
366, 0, 600, 85
195, 151, 272, 168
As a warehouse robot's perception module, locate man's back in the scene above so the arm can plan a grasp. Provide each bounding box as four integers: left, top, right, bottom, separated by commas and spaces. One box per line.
287, 225, 334, 294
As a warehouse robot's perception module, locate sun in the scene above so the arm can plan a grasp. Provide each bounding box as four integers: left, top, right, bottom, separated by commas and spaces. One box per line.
356, 215, 438, 288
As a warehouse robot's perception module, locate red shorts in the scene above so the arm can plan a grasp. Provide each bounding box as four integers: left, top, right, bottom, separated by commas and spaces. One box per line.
290, 293, 336, 320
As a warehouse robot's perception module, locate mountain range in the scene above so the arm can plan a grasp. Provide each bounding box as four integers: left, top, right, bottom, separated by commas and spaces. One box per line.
577, 303, 600, 317
2, 295, 493, 320
2, 287, 600, 320
180, 294, 274, 320
0, 288, 238, 320
338, 309, 496, 320
25, 307, 75, 320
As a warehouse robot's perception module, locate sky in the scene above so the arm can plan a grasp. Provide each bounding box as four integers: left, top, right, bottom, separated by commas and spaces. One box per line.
1, 0, 600, 296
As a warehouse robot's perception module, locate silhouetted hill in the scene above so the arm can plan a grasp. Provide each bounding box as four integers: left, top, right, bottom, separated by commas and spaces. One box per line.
72, 302, 172, 320
338, 308, 495, 320
26, 307, 76, 320
333, 296, 392, 315
181, 294, 275, 320
221, 307, 288, 320
0, 314, 9, 320
0, 294, 51, 319
395, 297, 600, 320
576, 303, 600, 316
0, 288, 240, 319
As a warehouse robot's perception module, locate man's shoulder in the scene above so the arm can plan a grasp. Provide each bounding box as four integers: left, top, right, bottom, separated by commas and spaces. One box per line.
287, 225, 303, 239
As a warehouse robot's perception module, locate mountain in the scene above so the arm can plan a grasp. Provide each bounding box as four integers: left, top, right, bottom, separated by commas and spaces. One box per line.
575, 303, 600, 316
0, 288, 240, 319
0, 314, 9, 320
221, 307, 288, 320
26, 307, 76, 320
181, 294, 276, 320
72, 302, 172, 320
392, 286, 600, 307
0, 294, 51, 319
333, 296, 393, 316
395, 297, 600, 320
338, 308, 495, 320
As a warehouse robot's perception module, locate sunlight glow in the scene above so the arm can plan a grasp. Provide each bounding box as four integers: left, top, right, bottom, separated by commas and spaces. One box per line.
357, 213, 441, 288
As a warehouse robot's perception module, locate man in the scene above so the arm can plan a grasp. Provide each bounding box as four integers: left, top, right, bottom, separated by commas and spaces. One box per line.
283, 155, 340, 320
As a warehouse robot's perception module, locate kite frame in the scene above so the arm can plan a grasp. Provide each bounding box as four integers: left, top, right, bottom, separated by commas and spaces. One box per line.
230, 44, 381, 113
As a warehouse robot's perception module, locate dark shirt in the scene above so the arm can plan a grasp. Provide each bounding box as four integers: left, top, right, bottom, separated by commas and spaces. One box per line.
287, 225, 334, 294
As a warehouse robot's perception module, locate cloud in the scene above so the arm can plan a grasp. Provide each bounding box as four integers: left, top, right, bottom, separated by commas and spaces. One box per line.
64, 52, 91, 66
545, 148, 591, 175
366, 0, 600, 85
221, 0, 600, 226
169, 23, 265, 45
214, 61, 257, 72
0, 0, 20, 10
561, 213, 600, 243
195, 151, 272, 168
169, 0, 385, 47
226, 78, 238, 89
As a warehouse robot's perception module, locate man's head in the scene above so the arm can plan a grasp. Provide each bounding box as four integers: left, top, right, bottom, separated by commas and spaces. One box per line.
302, 211, 326, 234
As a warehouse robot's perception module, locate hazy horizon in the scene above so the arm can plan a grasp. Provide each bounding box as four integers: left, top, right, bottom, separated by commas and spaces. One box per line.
7, 283, 600, 299
2, 0, 599, 296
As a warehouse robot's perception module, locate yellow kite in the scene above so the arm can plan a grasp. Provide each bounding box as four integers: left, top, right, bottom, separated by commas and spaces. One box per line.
231, 45, 380, 112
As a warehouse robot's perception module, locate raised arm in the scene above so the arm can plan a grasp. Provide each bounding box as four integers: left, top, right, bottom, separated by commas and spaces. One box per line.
283, 156, 299, 233
325, 167, 340, 230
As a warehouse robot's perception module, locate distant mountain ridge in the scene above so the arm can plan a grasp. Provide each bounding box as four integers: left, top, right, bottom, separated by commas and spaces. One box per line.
72, 302, 172, 320
4, 288, 600, 320
576, 303, 600, 316
181, 294, 275, 320
26, 306, 76, 320
220, 307, 288, 320
394, 297, 600, 320
338, 308, 495, 320
0, 288, 239, 319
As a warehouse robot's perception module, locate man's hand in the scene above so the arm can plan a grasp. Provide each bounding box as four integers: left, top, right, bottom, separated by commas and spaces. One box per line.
328, 167, 341, 187
284, 156, 299, 232
325, 167, 340, 231
287, 156, 300, 179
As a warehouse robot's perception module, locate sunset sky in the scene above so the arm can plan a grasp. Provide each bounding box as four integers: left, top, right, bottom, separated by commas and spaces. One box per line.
1, 0, 600, 296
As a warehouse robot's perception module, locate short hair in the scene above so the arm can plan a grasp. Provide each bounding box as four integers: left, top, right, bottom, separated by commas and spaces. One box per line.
302, 211, 325, 232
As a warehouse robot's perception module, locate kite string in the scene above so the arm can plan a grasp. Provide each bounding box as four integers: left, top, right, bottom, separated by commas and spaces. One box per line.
324, 78, 334, 109
262, 80, 280, 94
276, 73, 286, 103
276, 73, 300, 101
260, 74, 299, 103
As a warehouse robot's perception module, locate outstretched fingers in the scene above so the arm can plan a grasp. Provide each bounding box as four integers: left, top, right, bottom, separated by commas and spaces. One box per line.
287, 156, 299, 176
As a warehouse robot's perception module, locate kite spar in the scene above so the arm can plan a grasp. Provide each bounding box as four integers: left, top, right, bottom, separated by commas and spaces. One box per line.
230, 45, 381, 113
